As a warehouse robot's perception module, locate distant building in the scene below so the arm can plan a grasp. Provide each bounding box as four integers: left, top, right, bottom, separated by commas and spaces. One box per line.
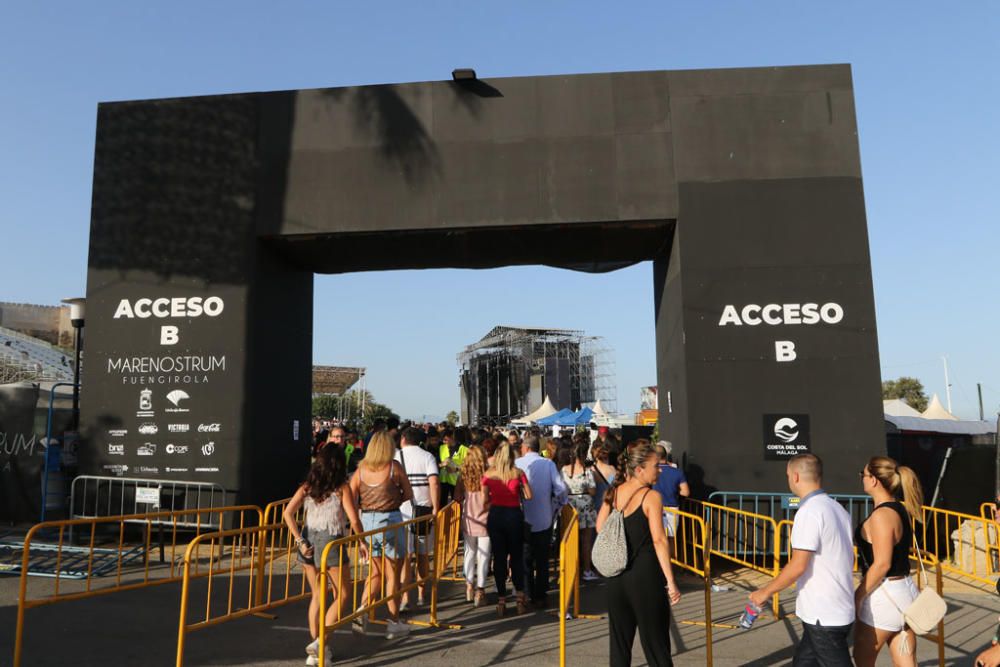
458, 325, 616, 425
0, 302, 74, 348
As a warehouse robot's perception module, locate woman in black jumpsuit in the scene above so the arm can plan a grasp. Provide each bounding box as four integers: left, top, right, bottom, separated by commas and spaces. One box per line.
596, 440, 681, 667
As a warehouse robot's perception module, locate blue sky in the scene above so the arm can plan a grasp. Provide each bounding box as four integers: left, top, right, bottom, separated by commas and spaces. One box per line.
1, 2, 997, 420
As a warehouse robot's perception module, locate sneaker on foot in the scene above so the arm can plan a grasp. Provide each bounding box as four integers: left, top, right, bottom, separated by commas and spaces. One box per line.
352, 614, 369, 635
582, 569, 599, 581
305, 647, 332, 666
386, 620, 411, 639
305, 638, 320, 656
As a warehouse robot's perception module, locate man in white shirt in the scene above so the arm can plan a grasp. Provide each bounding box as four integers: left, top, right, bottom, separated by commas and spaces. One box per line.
395, 426, 440, 608
516, 434, 568, 608
749, 453, 854, 666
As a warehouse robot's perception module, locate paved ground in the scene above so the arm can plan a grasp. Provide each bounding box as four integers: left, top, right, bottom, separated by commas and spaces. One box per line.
2, 559, 999, 665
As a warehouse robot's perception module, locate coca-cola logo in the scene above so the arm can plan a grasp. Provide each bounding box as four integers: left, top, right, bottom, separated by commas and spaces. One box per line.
197, 423, 221, 433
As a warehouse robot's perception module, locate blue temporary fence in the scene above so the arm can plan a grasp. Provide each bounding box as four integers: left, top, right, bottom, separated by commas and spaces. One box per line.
707, 491, 873, 528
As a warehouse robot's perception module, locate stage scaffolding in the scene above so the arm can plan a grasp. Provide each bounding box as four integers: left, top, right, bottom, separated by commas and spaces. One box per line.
458, 326, 617, 425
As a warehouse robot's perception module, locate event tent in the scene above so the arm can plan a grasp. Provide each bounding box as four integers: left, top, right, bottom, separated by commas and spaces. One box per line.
535, 408, 574, 426
513, 395, 558, 424
591, 400, 609, 417
882, 398, 922, 418
921, 394, 958, 421
555, 406, 594, 426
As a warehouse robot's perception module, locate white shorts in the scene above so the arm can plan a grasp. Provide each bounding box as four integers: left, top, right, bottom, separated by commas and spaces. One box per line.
663, 508, 678, 538
857, 576, 919, 632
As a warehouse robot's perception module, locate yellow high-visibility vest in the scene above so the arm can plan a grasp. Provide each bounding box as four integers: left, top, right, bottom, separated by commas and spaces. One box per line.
438, 443, 469, 486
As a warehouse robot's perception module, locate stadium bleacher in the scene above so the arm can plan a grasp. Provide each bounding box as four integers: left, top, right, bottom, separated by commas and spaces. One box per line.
0, 326, 74, 383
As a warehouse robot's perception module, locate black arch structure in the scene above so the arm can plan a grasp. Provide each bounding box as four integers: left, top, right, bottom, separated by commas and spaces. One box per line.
81, 65, 882, 504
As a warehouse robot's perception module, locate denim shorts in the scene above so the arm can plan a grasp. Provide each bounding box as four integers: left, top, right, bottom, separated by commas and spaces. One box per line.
361, 509, 407, 560
296, 527, 349, 569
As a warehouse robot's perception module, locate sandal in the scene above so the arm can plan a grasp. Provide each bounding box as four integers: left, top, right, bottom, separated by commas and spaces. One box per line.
474, 588, 486, 608
466, 584, 474, 602
496, 596, 507, 618
516, 595, 529, 615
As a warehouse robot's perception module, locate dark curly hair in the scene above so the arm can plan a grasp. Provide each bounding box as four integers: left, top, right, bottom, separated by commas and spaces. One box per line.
304, 445, 348, 502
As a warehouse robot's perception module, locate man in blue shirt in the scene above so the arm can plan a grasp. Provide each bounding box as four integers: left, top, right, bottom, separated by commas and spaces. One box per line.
653, 441, 689, 542
516, 434, 568, 608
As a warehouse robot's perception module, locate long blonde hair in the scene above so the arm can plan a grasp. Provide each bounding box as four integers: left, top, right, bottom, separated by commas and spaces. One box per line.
460, 445, 487, 492
492, 442, 519, 482
361, 431, 395, 471
867, 456, 923, 520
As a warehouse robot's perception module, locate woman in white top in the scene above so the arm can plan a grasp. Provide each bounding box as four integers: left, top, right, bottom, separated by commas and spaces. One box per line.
562, 439, 598, 581
284, 444, 364, 666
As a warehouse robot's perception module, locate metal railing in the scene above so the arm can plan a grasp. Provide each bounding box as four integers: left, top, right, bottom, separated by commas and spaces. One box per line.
70, 475, 228, 527
685, 498, 780, 618
12, 504, 262, 667
708, 491, 873, 528
175, 502, 464, 666
918, 504, 998, 588
665, 506, 717, 666
558, 505, 580, 667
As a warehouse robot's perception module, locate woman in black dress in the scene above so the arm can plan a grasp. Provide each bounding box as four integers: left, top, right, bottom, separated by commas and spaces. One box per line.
596, 439, 681, 667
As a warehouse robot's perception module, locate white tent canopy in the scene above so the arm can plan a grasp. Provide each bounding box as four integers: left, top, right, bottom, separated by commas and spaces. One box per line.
921, 394, 958, 421
513, 395, 558, 424
591, 399, 609, 417
882, 398, 922, 418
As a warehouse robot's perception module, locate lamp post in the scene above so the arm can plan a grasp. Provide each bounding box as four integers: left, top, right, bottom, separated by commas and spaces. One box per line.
61, 298, 86, 430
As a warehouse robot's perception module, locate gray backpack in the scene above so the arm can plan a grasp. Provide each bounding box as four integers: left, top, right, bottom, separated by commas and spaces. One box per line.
592, 487, 647, 578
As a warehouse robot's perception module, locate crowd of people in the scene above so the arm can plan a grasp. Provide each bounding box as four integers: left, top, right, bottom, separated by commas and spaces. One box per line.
294, 418, 985, 667
292, 418, 688, 665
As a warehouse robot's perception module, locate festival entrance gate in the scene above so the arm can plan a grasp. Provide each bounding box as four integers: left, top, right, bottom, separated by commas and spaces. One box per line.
80, 65, 882, 504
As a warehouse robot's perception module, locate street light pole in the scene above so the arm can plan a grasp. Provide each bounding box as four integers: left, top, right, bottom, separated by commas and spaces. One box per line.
61, 298, 86, 431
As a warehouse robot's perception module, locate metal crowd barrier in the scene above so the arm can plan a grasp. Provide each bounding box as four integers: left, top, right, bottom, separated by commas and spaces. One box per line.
665, 506, 720, 667
71, 475, 228, 526
708, 491, 873, 529
175, 502, 463, 666
12, 504, 262, 667
918, 504, 998, 588
558, 505, 580, 667
685, 498, 780, 618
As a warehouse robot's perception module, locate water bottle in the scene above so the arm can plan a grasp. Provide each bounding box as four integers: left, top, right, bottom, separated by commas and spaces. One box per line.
739, 602, 762, 629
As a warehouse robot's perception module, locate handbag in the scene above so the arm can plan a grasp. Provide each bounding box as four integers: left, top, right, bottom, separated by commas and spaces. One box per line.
867, 532, 946, 656
888, 534, 947, 636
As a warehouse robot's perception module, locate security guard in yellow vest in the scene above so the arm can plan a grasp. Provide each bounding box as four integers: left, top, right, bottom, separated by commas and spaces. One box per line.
438, 431, 469, 503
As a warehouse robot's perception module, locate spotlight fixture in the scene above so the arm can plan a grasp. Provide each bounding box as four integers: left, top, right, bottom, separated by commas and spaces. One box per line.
452, 68, 477, 81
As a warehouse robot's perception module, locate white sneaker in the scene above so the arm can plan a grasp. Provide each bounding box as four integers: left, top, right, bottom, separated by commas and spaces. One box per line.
385, 620, 411, 639
305, 638, 320, 656
582, 569, 599, 581
352, 613, 369, 635
305, 647, 332, 666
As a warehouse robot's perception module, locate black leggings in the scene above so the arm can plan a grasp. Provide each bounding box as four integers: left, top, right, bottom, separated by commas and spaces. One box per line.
607, 553, 672, 666
486, 506, 525, 598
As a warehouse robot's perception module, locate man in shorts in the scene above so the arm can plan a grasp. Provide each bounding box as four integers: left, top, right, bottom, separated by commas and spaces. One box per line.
396, 426, 440, 608
652, 441, 689, 540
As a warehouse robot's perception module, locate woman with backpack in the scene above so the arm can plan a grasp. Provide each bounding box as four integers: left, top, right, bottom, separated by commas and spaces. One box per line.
595, 439, 681, 667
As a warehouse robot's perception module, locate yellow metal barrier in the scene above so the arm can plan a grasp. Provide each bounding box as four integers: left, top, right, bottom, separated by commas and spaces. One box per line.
316, 503, 462, 661
919, 505, 998, 588
687, 498, 780, 618
665, 506, 721, 666
557, 504, 601, 667
13, 504, 262, 667
558, 505, 580, 667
